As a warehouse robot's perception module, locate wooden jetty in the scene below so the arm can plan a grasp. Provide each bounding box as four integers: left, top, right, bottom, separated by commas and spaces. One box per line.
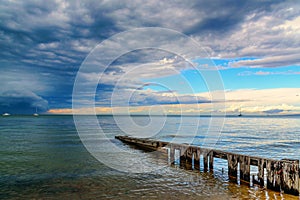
116, 135, 300, 196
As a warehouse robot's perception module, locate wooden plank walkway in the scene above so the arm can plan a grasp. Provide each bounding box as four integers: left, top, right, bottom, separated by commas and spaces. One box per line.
116, 135, 300, 196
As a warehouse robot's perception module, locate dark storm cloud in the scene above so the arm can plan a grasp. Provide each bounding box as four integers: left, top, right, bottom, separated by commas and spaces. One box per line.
0, 1, 117, 69
185, 0, 281, 34
0, 1, 114, 113
0, 90, 48, 114
0, 0, 298, 112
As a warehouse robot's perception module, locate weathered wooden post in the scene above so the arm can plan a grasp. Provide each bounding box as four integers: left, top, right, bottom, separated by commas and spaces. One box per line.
186, 147, 193, 163
258, 158, 265, 186
180, 146, 187, 166
239, 155, 250, 182
273, 161, 282, 191
266, 160, 275, 190
203, 151, 208, 172
281, 160, 299, 195
170, 146, 175, 164
209, 151, 214, 171
227, 154, 238, 179
185, 147, 193, 170
193, 147, 200, 170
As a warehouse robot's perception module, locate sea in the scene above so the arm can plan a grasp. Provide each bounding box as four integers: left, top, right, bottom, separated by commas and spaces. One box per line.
1, 115, 299, 199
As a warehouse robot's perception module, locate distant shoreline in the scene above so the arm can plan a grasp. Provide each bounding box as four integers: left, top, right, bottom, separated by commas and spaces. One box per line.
3, 114, 300, 118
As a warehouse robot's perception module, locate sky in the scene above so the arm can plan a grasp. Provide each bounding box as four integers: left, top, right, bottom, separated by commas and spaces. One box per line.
1, 0, 300, 115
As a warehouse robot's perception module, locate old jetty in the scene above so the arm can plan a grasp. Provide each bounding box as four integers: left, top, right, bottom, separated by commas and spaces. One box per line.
116, 135, 300, 196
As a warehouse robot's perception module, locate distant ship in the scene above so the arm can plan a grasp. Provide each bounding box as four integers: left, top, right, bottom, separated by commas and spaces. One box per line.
238, 108, 242, 117
33, 107, 39, 117
2, 113, 11, 116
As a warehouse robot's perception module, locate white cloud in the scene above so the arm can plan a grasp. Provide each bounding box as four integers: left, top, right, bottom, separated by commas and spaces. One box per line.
276, 16, 300, 35
219, 88, 300, 114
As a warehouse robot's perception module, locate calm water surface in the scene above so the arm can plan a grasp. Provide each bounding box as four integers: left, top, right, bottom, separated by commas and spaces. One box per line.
0, 115, 299, 199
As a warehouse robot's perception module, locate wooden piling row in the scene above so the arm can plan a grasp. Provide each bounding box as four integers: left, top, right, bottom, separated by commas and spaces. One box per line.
115, 135, 300, 196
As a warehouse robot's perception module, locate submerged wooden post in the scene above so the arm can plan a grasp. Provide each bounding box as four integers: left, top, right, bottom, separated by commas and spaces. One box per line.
239, 155, 250, 182
209, 151, 214, 171
227, 154, 238, 179
281, 160, 299, 196
258, 158, 265, 186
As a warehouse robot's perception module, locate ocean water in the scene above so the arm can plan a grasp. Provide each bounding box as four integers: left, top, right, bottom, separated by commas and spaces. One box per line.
0, 115, 299, 199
